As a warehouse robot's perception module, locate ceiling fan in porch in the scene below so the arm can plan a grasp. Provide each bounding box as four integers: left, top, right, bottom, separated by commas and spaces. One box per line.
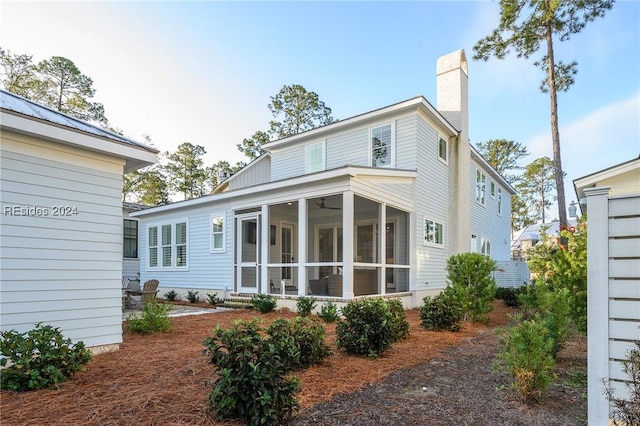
315, 197, 341, 210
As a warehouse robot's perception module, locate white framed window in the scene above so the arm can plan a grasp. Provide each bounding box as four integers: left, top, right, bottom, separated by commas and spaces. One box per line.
438, 136, 447, 163
424, 217, 444, 246
490, 181, 496, 198
470, 234, 478, 252
147, 220, 188, 269
481, 237, 491, 256
148, 226, 158, 267
497, 188, 503, 215
475, 169, 486, 205
210, 214, 225, 252
305, 141, 326, 174
370, 123, 394, 168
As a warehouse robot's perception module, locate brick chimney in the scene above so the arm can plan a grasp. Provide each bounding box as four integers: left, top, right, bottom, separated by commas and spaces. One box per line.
437, 49, 471, 255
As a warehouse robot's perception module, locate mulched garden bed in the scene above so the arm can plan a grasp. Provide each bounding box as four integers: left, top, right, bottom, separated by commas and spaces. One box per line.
0, 301, 586, 425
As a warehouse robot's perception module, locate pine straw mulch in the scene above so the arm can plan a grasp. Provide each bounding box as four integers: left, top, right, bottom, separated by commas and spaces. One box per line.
0, 301, 587, 425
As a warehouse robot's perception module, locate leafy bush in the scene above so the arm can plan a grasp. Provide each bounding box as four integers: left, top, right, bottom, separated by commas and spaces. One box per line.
267, 317, 331, 371
495, 315, 556, 403
250, 293, 277, 313
606, 341, 640, 426
495, 287, 523, 308
163, 289, 178, 301
318, 301, 340, 323
127, 300, 172, 334
296, 296, 316, 317
447, 252, 497, 323
527, 219, 587, 333
0, 323, 92, 391
387, 298, 410, 341
203, 319, 300, 425
206, 292, 220, 306
419, 287, 462, 332
336, 298, 408, 358
518, 281, 572, 358
186, 290, 200, 303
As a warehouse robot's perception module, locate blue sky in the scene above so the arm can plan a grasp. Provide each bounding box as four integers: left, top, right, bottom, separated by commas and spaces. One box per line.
1, 1, 638, 219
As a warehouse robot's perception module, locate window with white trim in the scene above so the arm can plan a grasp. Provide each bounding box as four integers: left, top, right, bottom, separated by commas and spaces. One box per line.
497, 188, 503, 215
490, 181, 496, 198
306, 141, 325, 174
370, 123, 394, 167
424, 218, 444, 246
148, 227, 158, 267
481, 237, 491, 256
211, 214, 225, 252
475, 170, 486, 204
123, 219, 138, 258
438, 137, 447, 162
148, 220, 188, 269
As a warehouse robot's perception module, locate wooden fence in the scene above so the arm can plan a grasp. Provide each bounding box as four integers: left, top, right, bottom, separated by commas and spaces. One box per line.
586, 187, 640, 425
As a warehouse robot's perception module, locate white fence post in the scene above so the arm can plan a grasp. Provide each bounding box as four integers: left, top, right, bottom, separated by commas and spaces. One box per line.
585, 186, 611, 426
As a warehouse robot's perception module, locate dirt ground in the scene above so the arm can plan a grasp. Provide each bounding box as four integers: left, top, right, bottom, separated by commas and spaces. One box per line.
1, 301, 587, 425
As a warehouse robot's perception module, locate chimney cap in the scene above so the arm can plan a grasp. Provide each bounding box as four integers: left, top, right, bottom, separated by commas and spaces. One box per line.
436, 49, 468, 77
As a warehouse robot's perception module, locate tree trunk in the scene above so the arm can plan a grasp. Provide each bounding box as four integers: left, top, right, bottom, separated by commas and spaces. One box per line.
545, 23, 568, 228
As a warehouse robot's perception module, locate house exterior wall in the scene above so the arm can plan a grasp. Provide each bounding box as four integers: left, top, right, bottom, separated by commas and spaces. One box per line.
469, 160, 512, 261
595, 169, 640, 196
0, 129, 125, 348
228, 155, 271, 191
414, 114, 450, 293
586, 188, 640, 425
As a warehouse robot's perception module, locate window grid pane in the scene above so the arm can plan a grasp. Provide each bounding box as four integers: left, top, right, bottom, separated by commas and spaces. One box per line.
372, 125, 392, 167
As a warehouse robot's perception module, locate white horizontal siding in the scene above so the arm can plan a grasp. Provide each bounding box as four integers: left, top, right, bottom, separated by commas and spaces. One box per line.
270, 145, 305, 181
228, 156, 271, 191
0, 130, 126, 348
468, 160, 511, 261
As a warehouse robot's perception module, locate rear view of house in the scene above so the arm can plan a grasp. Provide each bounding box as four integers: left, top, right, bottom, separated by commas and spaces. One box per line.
0, 90, 157, 352
133, 49, 515, 308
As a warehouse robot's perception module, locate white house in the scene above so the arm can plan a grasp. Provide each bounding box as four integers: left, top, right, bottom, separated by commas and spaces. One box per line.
574, 156, 640, 425
0, 90, 158, 352
132, 49, 515, 309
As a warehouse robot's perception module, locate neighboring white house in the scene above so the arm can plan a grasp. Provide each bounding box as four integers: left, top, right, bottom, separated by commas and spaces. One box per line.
132, 49, 515, 309
122, 201, 150, 286
574, 156, 640, 426
0, 90, 158, 352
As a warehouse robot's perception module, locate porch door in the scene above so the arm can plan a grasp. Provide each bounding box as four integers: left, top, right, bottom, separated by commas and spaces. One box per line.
281, 224, 294, 288
237, 215, 260, 293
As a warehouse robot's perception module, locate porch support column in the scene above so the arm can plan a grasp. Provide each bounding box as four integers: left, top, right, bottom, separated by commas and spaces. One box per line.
261, 204, 269, 294
342, 191, 354, 298
297, 198, 307, 296
380, 202, 387, 295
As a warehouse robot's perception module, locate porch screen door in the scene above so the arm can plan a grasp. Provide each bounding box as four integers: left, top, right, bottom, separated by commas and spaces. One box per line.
237, 215, 260, 293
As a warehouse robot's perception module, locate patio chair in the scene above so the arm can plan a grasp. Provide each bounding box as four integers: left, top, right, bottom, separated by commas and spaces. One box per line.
126, 279, 159, 309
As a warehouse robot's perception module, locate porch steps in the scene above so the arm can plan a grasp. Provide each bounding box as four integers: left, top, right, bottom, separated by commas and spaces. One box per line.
221, 294, 254, 309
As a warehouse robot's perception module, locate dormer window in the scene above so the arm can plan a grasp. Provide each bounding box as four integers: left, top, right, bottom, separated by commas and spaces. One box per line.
306, 141, 325, 174
370, 123, 394, 167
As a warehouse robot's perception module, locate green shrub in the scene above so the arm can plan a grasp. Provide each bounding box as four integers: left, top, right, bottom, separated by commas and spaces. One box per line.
387, 298, 410, 341
527, 219, 587, 333
318, 301, 340, 323
163, 289, 178, 301
495, 287, 523, 308
186, 290, 200, 303
203, 319, 300, 425
250, 293, 277, 313
267, 317, 331, 371
606, 341, 640, 426
518, 281, 572, 358
0, 323, 92, 391
447, 252, 497, 323
296, 296, 316, 317
206, 292, 220, 306
336, 298, 408, 358
419, 287, 462, 332
495, 315, 556, 403
127, 300, 172, 334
